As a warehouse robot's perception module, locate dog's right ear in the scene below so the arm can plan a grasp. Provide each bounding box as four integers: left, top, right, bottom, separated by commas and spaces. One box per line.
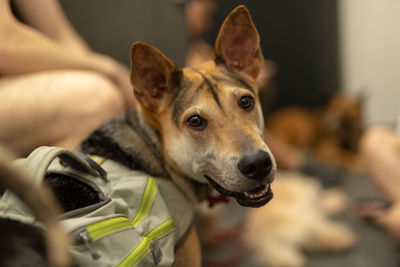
215, 5, 263, 81
130, 42, 182, 112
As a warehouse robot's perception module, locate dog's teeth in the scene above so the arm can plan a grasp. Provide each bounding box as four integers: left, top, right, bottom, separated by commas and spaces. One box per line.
244, 186, 268, 199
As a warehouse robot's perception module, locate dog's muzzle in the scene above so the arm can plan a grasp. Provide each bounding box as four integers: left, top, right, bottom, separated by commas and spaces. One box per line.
204, 149, 275, 207
204, 175, 273, 208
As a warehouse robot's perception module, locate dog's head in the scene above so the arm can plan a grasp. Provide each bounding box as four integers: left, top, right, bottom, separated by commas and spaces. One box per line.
130, 6, 275, 207
320, 93, 364, 152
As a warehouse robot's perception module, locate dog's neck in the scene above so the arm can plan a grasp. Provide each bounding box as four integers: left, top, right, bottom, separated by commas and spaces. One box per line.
81, 110, 209, 203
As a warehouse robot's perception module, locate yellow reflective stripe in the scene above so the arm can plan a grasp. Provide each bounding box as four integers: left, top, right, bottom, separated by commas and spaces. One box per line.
131, 177, 157, 227
85, 177, 159, 242
118, 218, 174, 267
89, 155, 106, 165
87, 217, 132, 241
146, 218, 175, 240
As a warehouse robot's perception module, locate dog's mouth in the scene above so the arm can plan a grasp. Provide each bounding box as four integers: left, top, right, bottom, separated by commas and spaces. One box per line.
204, 175, 273, 208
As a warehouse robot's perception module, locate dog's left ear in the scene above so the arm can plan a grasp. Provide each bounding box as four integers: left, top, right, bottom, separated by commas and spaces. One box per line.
130, 42, 182, 112
215, 5, 263, 80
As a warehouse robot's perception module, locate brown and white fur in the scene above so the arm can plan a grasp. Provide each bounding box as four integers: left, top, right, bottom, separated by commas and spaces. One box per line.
267, 93, 364, 171
81, 5, 276, 266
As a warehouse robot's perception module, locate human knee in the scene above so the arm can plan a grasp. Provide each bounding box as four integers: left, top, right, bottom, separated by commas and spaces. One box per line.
48, 70, 125, 141
360, 127, 394, 157
70, 71, 125, 117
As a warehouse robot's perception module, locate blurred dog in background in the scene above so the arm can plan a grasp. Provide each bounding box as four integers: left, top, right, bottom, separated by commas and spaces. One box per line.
266, 93, 364, 171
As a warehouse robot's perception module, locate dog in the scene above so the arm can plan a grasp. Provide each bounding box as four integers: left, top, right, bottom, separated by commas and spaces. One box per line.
0, 6, 275, 266
266, 93, 364, 171
80, 5, 276, 266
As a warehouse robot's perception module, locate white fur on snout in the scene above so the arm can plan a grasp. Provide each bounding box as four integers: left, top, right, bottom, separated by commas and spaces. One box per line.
192, 161, 201, 174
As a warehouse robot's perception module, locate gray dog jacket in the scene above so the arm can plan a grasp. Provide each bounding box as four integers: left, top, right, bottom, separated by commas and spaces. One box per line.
0, 146, 195, 266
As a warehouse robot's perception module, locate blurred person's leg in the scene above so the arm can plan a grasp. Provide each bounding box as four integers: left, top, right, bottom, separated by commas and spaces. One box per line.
0, 70, 124, 156
360, 126, 400, 201
360, 126, 400, 242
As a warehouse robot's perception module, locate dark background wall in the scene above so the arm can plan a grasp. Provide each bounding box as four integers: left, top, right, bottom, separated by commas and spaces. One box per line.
206, 1, 339, 109
60, 0, 339, 109
60, 0, 187, 67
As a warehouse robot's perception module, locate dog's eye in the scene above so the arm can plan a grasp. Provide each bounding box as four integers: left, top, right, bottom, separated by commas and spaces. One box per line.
186, 115, 207, 130
239, 95, 255, 111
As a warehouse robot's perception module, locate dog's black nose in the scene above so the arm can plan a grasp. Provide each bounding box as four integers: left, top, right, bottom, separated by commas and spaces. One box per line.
238, 150, 272, 180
